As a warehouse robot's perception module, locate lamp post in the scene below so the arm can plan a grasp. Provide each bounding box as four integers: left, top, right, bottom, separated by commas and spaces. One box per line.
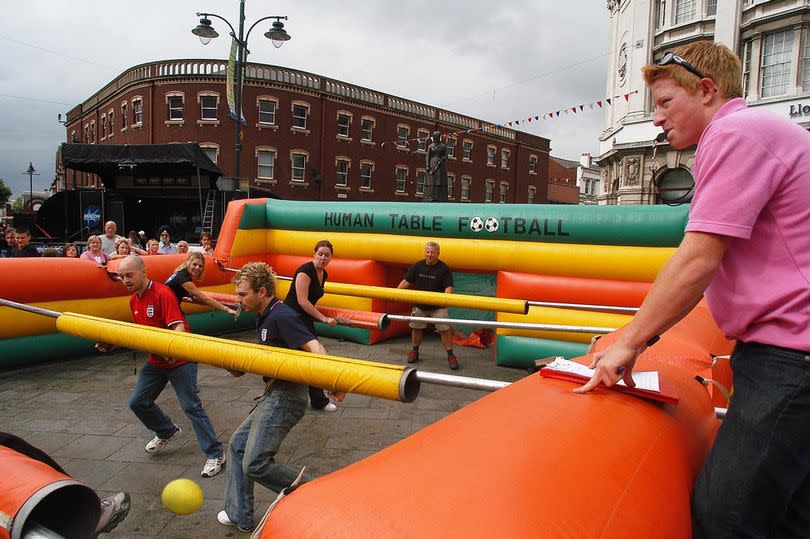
22, 162, 39, 212
192, 1, 291, 198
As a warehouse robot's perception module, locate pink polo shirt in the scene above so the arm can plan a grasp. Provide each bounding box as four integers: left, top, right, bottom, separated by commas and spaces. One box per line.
686, 98, 810, 350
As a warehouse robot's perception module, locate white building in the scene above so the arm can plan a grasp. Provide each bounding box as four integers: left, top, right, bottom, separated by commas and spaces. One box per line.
577, 153, 602, 204
598, 0, 810, 205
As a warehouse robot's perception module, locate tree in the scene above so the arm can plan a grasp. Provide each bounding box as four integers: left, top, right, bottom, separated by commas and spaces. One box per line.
11, 196, 24, 212
0, 178, 11, 206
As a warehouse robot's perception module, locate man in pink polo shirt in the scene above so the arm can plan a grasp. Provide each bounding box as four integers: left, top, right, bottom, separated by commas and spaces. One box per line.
576, 41, 810, 536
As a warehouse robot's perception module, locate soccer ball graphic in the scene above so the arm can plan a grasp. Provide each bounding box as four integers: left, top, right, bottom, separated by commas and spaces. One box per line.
469, 216, 484, 232
485, 217, 499, 232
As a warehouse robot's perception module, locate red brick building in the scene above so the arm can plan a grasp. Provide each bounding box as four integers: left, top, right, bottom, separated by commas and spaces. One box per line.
61, 59, 550, 204
547, 156, 581, 204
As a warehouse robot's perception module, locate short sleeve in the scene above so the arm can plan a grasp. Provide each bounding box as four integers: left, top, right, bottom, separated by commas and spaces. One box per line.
404, 263, 418, 283
159, 288, 186, 328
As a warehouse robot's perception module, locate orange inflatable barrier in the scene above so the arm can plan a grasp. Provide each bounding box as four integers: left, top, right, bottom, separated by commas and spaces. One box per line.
261, 305, 734, 538
497, 271, 652, 308
0, 446, 100, 538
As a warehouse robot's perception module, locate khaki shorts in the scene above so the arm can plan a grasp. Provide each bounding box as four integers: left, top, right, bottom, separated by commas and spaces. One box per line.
409, 306, 450, 332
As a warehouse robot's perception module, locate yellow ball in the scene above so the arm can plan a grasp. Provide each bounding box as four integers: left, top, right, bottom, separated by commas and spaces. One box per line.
161, 479, 204, 515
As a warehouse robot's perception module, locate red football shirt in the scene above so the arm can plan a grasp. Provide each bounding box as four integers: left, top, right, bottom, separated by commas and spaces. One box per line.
130, 281, 190, 368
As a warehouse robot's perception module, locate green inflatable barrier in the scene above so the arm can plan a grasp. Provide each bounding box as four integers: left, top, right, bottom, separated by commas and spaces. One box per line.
248, 200, 689, 247
496, 335, 590, 369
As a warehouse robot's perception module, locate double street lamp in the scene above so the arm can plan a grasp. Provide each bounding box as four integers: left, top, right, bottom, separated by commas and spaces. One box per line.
192, 1, 291, 196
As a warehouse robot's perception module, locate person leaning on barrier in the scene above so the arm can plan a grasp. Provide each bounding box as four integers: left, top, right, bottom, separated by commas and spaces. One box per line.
398, 240, 458, 370
164, 252, 237, 316
574, 41, 810, 538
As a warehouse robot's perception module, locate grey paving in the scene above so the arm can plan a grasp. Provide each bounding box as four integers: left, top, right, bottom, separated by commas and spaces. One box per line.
0, 331, 524, 538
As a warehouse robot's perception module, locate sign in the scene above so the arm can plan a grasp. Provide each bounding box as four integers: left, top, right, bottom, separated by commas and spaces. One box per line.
215, 177, 243, 191
789, 103, 810, 118
83, 204, 101, 228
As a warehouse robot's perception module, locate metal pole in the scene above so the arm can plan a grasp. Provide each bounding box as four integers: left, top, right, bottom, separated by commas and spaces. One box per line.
235, 0, 246, 196
384, 314, 616, 335
414, 370, 510, 392
0, 298, 61, 318
527, 300, 638, 314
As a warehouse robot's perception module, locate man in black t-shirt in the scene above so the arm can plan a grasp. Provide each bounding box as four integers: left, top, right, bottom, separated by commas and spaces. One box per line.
11, 227, 39, 257
397, 241, 459, 369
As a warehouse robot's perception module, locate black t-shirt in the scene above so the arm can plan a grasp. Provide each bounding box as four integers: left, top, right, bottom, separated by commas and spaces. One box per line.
283, 262, 327, 317
11, 245, 39, 258
257, 298, 316, 386
403, 259, 454, 311
164, 269, 192, 304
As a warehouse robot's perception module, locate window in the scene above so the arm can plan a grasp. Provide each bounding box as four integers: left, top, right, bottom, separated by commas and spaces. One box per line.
416, 170, 426, 195
101, 115, 107, 138
487, 145, 496, 166
361, 117, 375, 141
529, 155, 538, 174
395, 167, 407, 193
84, 124, 89, 142
499, 182, 509, 203
121, 103, 128, 129
657, 0, 666, 28
446, 137, 456, 158
133, 99, 143, 125
360, 161, 374, 189
258, 99, 276, 124
485, 180, 495, 203
447, 174, 455, 199
742, 40, 753, 97
461, 177, 471, 201
201, 145, 219, 164
462, 140, 473, 161
291, 152, 308, 182
292, 103, 308, 129
706, 0, 717, 16
501, 149, 510, 169
762, 30, 794, 98
257, 149, 276, 180
674, 0, 696, 24
528, 186, 536, 204
802, 29, 810, 92
397, 125, 410, 148
336, 158, 350, 186
337, 113, 351, 137
201, 95, 218, 120
109, 111, 114, 134
90, 121, 96, 143
168, 95, 183, 120
417, 129, 430, 152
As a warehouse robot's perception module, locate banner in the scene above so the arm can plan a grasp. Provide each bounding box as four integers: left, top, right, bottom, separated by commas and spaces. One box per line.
226, 38, 246, 126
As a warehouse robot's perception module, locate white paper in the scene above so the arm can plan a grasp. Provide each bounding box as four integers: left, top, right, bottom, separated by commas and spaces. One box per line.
544, 358, 660, 393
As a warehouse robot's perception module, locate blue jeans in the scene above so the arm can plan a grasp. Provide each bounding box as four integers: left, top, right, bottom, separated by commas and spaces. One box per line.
223, 381, 309, 530
128, 362, 223, 459
692, 341, 810, 538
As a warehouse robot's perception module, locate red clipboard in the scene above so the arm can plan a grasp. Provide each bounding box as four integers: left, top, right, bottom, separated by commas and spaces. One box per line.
540, 368, 680, 404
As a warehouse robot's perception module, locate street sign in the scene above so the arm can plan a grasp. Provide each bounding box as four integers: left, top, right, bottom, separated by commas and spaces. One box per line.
215, 177, 245, 191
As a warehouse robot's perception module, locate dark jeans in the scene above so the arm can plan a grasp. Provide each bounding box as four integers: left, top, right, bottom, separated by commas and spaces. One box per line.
692, 341, 810, 538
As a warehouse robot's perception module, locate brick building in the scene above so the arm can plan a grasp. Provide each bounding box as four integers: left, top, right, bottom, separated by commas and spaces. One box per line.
546, 156, 581, 204
61, 59, 551, 206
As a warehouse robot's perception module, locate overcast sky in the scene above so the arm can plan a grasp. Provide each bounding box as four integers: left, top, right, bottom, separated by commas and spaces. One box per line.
0, 0, 610, 198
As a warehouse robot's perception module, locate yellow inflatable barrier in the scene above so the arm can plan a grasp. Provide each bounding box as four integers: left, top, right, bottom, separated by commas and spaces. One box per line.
498, 306, 634, 343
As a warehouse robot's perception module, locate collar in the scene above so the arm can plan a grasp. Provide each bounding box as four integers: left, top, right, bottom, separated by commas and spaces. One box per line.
256, 297, 280, 326
711, 97, 747, 123
136, 280, 154, 298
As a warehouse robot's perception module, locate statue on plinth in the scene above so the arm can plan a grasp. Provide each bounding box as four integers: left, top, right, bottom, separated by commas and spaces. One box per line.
425, 131, 448, 202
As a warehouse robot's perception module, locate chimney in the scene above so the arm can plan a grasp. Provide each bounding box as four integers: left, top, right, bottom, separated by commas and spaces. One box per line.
580, 152, 592, 167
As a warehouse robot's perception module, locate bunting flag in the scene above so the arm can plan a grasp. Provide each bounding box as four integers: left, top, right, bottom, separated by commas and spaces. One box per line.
377, 90, 639, 149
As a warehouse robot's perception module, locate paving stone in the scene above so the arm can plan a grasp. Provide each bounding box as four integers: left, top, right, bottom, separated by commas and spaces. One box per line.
52, 434, 133, 460
97, 462, 192, 494
61, 458, 129, 490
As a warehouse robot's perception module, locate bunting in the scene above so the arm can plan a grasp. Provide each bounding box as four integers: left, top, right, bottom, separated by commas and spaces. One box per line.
378, 90, 638, 149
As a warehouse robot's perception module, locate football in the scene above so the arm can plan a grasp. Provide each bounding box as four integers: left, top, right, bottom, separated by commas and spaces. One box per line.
485, 217, 499, 233
469, 216, 484, 232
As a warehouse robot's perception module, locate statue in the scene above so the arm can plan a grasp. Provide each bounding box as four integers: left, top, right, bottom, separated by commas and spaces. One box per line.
425, 131, 448, 202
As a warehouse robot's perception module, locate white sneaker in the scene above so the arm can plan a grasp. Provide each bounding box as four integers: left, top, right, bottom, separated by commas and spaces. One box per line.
217, 510, 254, 532
144, 426, 181, 454
322, 402, 338, 412
201, 454, 226, 477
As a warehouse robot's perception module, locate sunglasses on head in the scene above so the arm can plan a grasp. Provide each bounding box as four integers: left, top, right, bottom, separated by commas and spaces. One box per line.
658, 52, 706, 79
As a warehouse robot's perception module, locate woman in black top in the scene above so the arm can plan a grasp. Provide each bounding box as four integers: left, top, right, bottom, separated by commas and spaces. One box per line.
284, 240, 339, 411
165, 252, 237, 316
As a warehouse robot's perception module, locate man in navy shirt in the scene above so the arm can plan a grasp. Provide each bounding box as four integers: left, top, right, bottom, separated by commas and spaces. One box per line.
218, 262, 344, 532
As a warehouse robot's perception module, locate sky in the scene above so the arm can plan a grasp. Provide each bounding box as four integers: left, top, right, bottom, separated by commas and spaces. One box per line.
0, 0, 610, 199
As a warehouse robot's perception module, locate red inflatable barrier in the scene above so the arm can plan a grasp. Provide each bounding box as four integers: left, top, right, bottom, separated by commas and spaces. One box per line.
0, 446, 100, 539
497, 271, 652, 308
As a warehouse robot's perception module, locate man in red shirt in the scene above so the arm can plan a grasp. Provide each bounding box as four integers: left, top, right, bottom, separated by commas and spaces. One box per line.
97, 255, 225, 477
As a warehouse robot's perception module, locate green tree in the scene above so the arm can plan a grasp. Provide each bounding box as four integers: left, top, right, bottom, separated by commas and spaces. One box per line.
0, 178, 11, 205
11, 196, 24, 212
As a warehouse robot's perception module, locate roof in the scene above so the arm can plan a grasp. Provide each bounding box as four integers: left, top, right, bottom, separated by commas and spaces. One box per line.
60, 143, 222, 182
550, 156, 581, 169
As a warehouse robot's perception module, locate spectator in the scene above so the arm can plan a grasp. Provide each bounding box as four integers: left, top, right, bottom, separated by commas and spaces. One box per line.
199, 232, 214, 256
127, 230, 144, 251
145, 239, 160, 255
63, 243, 79, 258
110, 238, 133, 260
99, 221, 124, 255
80, 235, 110, 265
42, 247, 60, 257
157, 227, 178, 254
96, 255, 225, 478
397, 241, 458, 369
0, 227, 11, 257
138, 230, 148, 247
177, 241, 189, 254
164, 252, 237, 316
11, 227, 39, 258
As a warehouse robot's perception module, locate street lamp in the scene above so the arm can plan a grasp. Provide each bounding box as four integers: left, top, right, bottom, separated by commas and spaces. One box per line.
22, 162, 39, 212
192, 1, 291, 197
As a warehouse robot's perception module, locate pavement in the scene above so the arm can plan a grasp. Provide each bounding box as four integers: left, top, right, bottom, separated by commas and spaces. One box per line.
0, 329, 525, 538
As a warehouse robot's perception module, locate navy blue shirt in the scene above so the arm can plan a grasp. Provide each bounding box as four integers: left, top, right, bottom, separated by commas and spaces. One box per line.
256, 298, 316, 386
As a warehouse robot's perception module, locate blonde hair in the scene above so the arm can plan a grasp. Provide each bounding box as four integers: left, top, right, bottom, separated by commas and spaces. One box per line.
425, 241, 440, 252
86, 235, 102, 248
232, 262, 276, 296
175, 252, 206, 281
642, 41, 742, 99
